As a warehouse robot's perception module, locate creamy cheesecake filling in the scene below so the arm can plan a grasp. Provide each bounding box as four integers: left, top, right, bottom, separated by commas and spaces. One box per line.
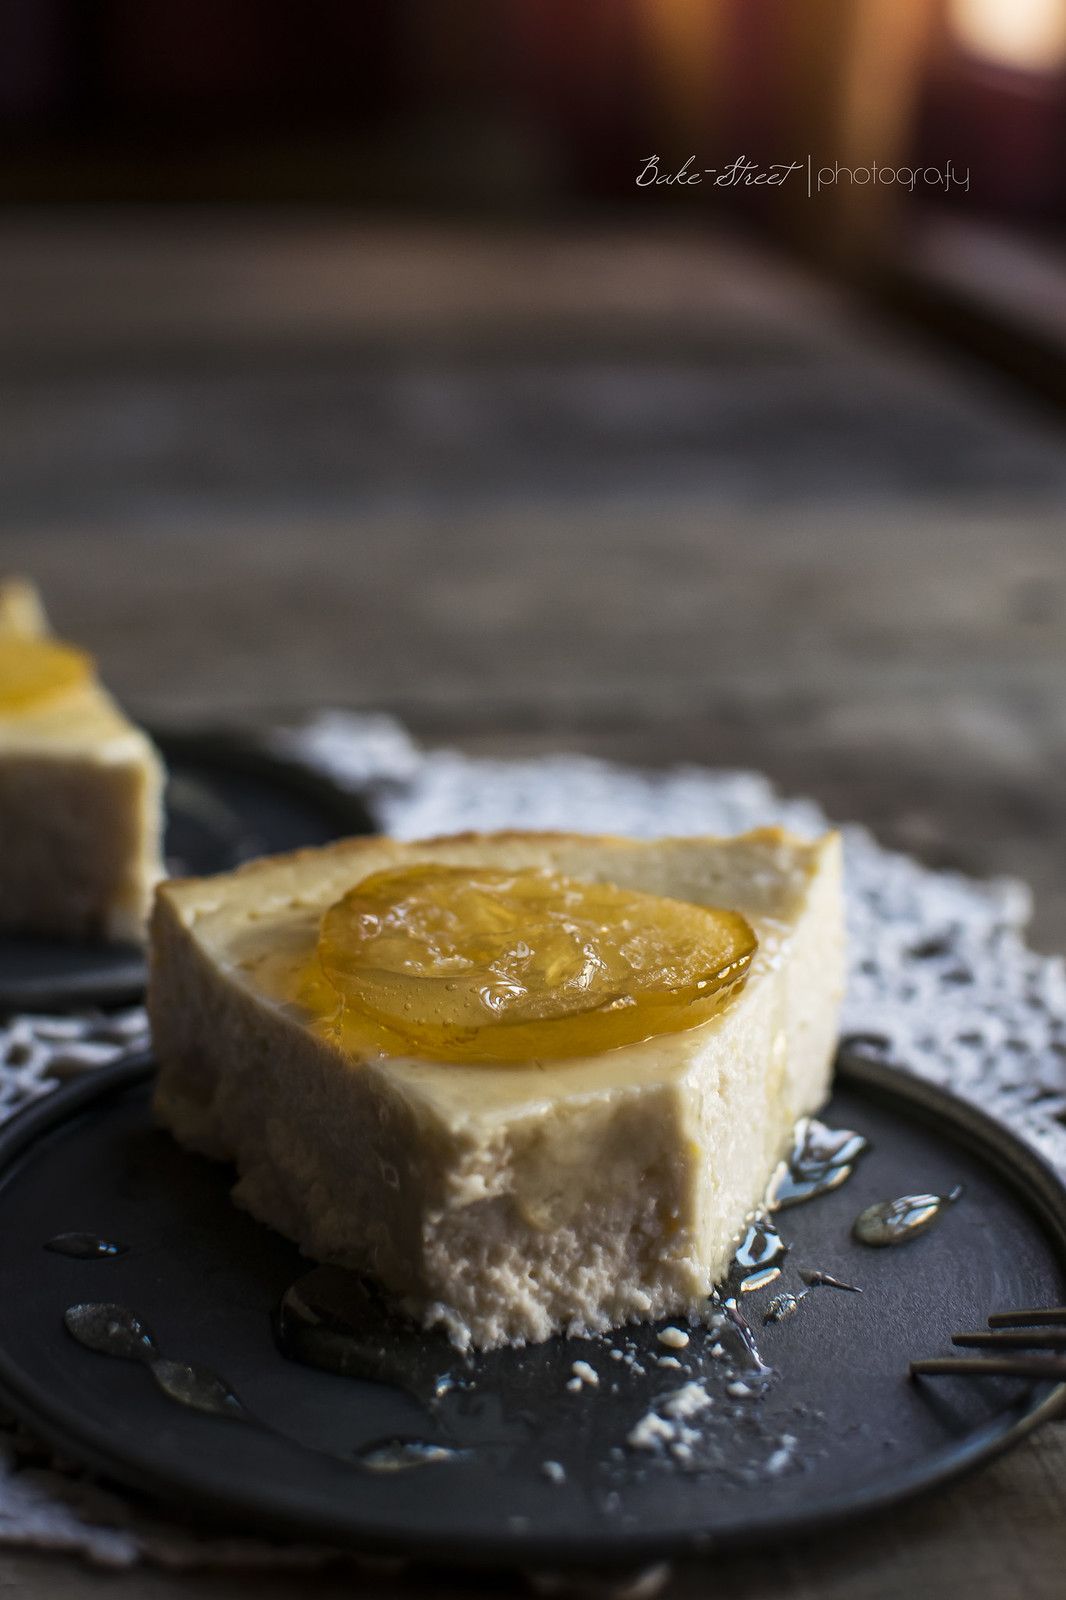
150, 829, 844, 1347
201, 883, 793, 1249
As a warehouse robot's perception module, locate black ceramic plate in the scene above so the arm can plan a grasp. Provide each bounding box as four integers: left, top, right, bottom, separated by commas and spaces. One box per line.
0, 1048, 1062, 1568
0, 732, 374, 1013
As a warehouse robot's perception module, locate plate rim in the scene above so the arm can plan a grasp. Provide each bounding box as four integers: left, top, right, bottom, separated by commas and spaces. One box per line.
0, 1048, 1062, 1568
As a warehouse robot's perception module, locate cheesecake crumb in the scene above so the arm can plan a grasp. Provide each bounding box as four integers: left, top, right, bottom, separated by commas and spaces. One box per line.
626, 1390, 708, 1458
626, 1412, 676, 1450
657, 1327, 689, 1349
541, 1460, 566, 1484
764, 1438, 797, 1476
660, 1382, 712, 1420
570, 1359, 599, 1386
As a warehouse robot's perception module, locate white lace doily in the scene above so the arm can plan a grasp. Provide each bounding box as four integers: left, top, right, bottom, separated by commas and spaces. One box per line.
4, 709, 1066, 1566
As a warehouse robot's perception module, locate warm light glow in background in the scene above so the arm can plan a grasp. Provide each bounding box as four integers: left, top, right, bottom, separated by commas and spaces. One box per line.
948, 0, 1066, 73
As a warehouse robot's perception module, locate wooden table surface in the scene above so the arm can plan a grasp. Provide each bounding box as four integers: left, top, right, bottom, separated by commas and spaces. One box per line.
3, 214, 1066, 1597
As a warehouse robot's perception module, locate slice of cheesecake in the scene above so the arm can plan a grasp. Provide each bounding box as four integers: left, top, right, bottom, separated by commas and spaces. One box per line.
149, 827, 844, 1349
0, 578, 165, 941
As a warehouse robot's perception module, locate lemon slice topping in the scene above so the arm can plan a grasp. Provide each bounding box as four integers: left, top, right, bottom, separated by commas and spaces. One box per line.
0, 637, 94, 714
317, 863, 757, 1062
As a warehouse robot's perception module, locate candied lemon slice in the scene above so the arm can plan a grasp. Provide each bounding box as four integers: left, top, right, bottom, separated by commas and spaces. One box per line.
317, 863, 757, 1062
0, 636, 94, 713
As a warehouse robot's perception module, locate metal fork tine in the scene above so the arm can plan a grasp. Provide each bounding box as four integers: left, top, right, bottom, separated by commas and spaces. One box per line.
913, 1306, 1066, 1380
911, 1355, 1066, 1378
987, 1307, 1066, 1328
953, 1330, 1066, 1349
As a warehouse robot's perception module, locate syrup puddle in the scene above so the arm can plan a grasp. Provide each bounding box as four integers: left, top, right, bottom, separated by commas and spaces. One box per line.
763, 1293, 802, 1324
766, 1119, 869, 1210
722, 1301, 772, 1377
63, 1300, 442, 1467
763, 1269, 862, 1325
46, 1234, 129, 1260
357, 1439, 459, 1473
796, 1269, 862, 1293
729, 1217, 788, 1294
275, 1265, 457, 1403
64, 1303, 158, 1363
729, 1119, 869, 1324
64, 1304, 252, 1422
150, 1359, 251, 1420
853, 1186, 963, 1247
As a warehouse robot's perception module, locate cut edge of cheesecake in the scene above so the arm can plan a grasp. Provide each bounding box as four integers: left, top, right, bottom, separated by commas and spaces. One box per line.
149, 825, 845, 1348
0, 577, 166, 942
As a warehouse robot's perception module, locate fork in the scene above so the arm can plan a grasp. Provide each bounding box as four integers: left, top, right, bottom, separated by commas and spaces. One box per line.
911, 1306, 1066, 1380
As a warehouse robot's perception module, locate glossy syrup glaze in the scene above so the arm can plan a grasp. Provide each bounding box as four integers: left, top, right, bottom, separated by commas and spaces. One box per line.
275, 1265, 458, 1403
46, 1234, 129, 1259
728, 1216, 789, 1295
64, 1303, 252, 1422
356, 1440, 459, 1473
853, 1186, 964, 1247
765, 1118, 869, 1210
317, 863, 757, 1063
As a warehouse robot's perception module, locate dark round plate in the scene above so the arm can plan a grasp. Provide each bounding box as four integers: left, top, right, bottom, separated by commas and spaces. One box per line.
0, 731, 375, 1013
0, 1048, 1062, 1567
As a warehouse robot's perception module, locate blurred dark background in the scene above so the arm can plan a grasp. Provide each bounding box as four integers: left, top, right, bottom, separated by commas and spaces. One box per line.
5, 2, 1066, 250
5, 0, 1066, 946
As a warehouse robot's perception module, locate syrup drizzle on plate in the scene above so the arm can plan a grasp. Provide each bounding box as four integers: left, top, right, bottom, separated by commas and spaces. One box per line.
853, 1186, 964, 1247
356, 1439, 459, 1473
45, 1234, 129, 1259
766, 1119, 869, 1210
63, 1303, 252, 1421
